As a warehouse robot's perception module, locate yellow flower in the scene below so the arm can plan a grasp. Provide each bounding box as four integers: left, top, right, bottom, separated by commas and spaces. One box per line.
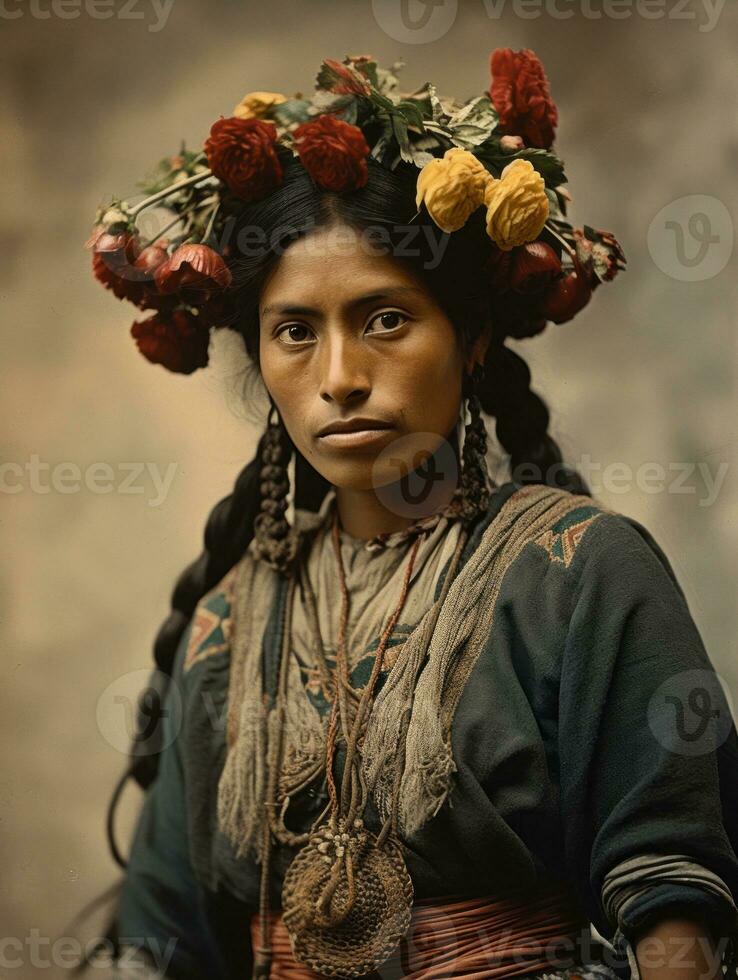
232, 91, 288, 120
483, 159, 549, 251
415, 147, 491, 233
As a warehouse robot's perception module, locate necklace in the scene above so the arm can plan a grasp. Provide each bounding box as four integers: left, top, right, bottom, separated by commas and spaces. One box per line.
253, 514, 467, 980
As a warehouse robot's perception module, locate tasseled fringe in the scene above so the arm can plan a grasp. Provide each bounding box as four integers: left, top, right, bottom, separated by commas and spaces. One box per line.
361, 485, 590, 837
218, 486, 604, 859
217, 691, 269, 862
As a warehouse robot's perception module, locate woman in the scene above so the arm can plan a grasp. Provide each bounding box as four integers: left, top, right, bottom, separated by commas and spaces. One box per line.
86, 51, 738, 980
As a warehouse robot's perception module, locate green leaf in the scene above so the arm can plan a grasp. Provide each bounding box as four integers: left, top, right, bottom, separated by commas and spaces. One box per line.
349, 57, 379, 89
448, 123, 495, 149
448, 93, 498, 133
476, 139, 567, 187
390, 113, 413, 163
316, 59, 371, 97
394, 99, 426, 132
270, 98, 312, 128
545, 188, 563, 220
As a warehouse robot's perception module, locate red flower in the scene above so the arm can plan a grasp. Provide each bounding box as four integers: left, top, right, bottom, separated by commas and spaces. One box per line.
130, 309, 211, 374
540, 253, 593, 324
486, 240, 561, 293
154, 243, 232, 303
134, 242, 170, 281
128, 242, 177, 311
318, 58, 372, 97
204, 116, 283, 201
489, 48, 558, 150
509, 241, 561, 291
88, 230, 143, 302
292, 114, 370, 192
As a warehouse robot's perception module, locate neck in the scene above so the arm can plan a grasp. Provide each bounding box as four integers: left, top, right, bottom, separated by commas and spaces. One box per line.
335, 426, 460, 540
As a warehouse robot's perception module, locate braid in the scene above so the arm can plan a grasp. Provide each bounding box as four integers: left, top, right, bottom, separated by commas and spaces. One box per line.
480, 342, 591, 496
251, 412, 299, 574
153, 430, 268, 674
127, 420, 327, 793
458, 388, 491, 523
127, 428, 268, 791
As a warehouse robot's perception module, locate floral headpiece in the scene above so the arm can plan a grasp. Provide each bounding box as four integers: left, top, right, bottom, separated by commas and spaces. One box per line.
86, 49, 625, 374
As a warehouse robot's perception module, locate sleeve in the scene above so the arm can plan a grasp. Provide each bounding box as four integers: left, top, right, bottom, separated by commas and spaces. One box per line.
115, 626, 229, 980
557, 511, 738, 975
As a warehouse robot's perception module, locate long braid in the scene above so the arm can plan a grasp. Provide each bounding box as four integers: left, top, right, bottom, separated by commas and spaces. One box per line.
251, 410, 299, 574
458, 382, 491, 524
126, 428, 269, 793
129, 419, 328, 792
480, 341, 591, 496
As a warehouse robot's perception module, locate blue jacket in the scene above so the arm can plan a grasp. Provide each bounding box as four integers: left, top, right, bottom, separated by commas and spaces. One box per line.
117, 481, 738, 979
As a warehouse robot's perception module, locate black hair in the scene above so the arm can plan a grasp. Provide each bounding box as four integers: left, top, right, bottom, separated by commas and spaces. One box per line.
132, 154, 591, 791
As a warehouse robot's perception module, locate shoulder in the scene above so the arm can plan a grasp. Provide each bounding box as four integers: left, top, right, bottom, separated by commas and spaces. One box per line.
483, 481, 686, 605
182, 563, 239, 675
180, 544, 284, 680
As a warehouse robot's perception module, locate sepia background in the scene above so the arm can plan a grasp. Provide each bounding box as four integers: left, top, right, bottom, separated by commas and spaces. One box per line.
3, 0, 737, 975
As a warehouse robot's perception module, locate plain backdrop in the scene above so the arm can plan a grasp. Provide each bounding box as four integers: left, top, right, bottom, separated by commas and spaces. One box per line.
2, 1, 737, 975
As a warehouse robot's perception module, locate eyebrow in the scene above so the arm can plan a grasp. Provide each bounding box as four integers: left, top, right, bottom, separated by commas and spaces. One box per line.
260, 285, 426, 320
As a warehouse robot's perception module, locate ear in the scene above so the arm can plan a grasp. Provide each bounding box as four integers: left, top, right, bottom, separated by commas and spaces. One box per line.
463, 326, 493, 375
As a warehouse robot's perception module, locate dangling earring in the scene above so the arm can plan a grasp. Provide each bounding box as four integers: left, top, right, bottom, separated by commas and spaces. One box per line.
458, 364, 491, 524
252, 405, 297, 573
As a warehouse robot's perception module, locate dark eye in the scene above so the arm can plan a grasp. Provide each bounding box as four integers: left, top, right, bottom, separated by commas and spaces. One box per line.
365, 310, 408, 334
277, 323, 314, 346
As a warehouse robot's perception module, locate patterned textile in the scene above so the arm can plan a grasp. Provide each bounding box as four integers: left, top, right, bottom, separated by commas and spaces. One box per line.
526, 967, 620, 980
118, 478, 738, 980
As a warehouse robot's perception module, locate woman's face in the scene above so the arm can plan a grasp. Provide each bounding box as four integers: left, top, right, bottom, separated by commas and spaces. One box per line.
258, 223, 468, 492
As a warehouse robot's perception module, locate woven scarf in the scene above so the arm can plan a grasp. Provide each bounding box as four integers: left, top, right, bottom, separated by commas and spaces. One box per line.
217, 483, 601, 859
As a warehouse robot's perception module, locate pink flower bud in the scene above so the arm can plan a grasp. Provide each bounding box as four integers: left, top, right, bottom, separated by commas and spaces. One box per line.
500, 135, 525, 153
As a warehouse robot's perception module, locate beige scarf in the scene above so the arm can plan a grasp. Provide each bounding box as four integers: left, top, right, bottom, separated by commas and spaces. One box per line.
217, 483, 602, 860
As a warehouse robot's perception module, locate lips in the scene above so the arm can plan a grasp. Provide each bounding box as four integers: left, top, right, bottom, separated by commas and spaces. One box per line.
317, 417, 394, 437
318, 425, 394, 449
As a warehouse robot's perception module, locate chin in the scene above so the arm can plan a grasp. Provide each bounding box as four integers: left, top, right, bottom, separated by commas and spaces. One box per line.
314, 457, 379, 493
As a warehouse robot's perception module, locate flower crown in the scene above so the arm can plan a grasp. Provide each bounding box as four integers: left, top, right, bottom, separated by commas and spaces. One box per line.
86, 49, 625, 374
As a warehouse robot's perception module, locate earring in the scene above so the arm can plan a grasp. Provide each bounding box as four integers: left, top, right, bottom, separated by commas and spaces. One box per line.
457, 364, 491, 524
252, 406, 297, 573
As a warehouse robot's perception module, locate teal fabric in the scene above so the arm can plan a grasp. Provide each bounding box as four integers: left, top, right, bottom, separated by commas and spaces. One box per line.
117, 480, 738, 978
117, 622, 230, 978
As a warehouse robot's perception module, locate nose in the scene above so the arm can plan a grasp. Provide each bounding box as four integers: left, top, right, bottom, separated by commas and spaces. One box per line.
318, 335, 370, 406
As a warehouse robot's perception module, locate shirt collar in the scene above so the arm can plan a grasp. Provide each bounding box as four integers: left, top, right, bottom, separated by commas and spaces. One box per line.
294, 488, 461, 553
